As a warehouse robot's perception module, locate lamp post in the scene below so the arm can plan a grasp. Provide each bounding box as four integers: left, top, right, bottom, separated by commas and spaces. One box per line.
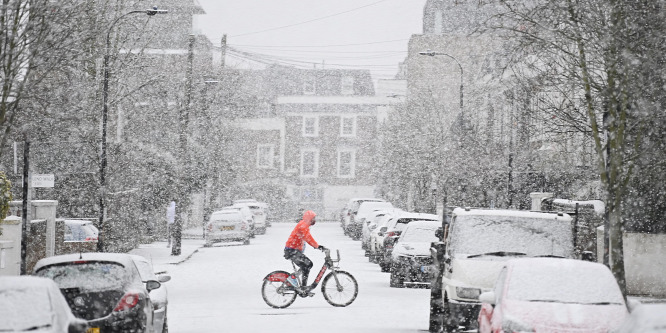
418, 49, 464, 333
98, 7, 167, 252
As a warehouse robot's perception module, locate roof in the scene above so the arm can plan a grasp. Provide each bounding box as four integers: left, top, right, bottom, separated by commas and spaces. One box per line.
452, 208, 572, 221
0, 276, 59, 290
33, 252, 136, 273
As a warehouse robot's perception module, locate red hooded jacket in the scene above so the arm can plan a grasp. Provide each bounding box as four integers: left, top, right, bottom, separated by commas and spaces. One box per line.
285, 210, 319, 251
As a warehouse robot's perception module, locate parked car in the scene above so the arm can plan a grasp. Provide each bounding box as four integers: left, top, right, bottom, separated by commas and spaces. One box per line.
377, 212, 439, 272
478, 258, 628, 333
33, 252, 160, 333
368, 211, 402, 263
439, 208, 575, 332
390, 220, 441, 288
0, 276, 88, 333
341, 197, 386, 236
233, 202, 268, 234
205, 210, 251, 246
361, 209, 394, 252
63, 219, 98, 242
616, 303, 666, 333
353, 201, 394, 241
130, 255, 171, 333
220, 205, 255, 237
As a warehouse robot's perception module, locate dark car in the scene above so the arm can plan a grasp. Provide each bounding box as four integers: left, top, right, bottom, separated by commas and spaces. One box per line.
33, 253, 160, 333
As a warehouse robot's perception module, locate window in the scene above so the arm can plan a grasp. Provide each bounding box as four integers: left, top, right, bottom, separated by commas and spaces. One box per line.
300, 149, 319, 177
303, 80, 315, 95
256, 144, 274, 168
341, 76, 354, 95
302, 116, 319, 137
337, 149, 356, 178
340, 116, 356, 137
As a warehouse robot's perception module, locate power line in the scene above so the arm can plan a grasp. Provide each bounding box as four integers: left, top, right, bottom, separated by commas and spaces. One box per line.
231, 0, 392, 38
224, 38, 410, 49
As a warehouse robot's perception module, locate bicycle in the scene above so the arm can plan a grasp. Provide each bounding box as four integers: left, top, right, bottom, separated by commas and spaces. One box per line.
261, 247, 358, 308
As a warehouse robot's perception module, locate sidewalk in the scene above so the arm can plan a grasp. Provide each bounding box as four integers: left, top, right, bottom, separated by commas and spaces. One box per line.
129, 238, 204, 274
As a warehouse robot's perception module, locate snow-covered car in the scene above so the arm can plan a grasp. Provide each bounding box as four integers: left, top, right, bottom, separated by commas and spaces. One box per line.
353, 201, 394, 241
616, 303, 666, 333
205, 210, 251, 246
341, 197, 386, 236
390, 220, 441, 288
0, 276, 88, 333
361, 208, 394, 251
368, 211, 400, 263
130, 255, 171, 333
478, 258, 628, 333
377, 212, 439, 272
220, 205, 255, 237
440, 208, 575, 332
33, 253, 160, 333
63, 219, 98, 242
233, 202, 268, 234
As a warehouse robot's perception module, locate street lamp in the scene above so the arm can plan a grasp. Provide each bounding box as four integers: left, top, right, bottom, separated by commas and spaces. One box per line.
98, 7, 168, 252
418, 49, 465, 332
419, 50, 464, 126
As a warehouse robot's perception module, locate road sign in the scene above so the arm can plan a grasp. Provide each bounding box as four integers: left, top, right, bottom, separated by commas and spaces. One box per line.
32, 174, 55, 188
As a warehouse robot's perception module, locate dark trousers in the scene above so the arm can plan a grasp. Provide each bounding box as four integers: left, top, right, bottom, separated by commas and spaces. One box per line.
284, 248, 313, 286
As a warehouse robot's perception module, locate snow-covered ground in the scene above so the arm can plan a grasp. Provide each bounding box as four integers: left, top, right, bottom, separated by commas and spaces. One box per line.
166, 222, 431, 333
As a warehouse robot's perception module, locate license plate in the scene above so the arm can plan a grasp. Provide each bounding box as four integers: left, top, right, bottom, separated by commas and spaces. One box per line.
86, 328, 100, 333
220, 226, 234, 231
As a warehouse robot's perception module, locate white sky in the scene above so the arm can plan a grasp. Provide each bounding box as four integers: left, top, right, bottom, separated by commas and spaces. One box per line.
194, 0, 428, 80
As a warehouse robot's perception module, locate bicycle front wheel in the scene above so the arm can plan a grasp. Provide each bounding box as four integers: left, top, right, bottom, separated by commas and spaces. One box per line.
261, 270, 297, 309
321, 270, 358, 307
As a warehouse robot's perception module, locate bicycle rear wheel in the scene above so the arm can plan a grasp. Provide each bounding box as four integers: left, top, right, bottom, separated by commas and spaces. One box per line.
262, 270, 297, 308
321, 270, 358, 307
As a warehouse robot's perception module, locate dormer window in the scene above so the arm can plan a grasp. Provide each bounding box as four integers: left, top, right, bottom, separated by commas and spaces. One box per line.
341, 76, 354, 95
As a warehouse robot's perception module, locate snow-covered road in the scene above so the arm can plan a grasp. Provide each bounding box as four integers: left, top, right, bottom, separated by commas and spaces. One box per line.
167, 222, 431, 333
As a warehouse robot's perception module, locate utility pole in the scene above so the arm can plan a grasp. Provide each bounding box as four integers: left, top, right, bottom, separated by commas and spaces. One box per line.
20, 137, 29, 275
220, 34, 227, 68
172, 34, 195, 256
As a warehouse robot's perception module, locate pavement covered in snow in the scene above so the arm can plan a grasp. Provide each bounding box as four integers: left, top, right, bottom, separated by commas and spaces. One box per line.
148, 222, 431, 333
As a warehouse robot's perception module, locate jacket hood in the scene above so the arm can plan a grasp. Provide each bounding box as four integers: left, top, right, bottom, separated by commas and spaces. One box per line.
302, 210, 316, 223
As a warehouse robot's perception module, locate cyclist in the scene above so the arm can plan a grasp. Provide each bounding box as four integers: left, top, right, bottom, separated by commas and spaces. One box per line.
284, 210, 325, 294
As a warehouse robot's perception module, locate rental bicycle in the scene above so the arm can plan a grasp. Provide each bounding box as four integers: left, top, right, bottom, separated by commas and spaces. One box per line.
261, 247, 358, 308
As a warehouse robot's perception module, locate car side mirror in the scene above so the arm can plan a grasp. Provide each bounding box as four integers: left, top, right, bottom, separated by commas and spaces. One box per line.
68, 318, 88, 333
158, 275, 171, 283
146, 280, 161, 292
478, 291, 496, 305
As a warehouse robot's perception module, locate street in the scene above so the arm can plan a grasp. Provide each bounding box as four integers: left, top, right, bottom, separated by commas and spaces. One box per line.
167, 222, 431, 333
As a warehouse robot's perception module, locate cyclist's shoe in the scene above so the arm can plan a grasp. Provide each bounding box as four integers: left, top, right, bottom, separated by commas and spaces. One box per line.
297, 286, 315, 297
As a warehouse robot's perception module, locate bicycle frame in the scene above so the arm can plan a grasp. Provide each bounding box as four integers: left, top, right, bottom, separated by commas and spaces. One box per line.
269, 249, 341, 290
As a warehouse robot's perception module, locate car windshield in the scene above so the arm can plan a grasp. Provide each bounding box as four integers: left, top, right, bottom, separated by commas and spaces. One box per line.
507, 262, 625, 305
448, 215, 573, 257
401, 226, 439, 243
133, 260, 157, 282
0, 287, 53, 331
35, 262, 126, 290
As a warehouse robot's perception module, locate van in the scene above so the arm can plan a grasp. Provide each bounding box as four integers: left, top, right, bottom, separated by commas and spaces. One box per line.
438, 208, 574, 332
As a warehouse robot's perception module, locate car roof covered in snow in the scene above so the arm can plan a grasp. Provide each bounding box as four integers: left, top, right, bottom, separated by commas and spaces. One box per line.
394, 211, 439, 220
452, 208, 572, 221
33, 252, 136, 273
403, 220, 442, 229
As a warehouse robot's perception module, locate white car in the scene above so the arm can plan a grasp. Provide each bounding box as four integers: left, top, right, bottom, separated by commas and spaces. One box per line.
616, 303, 666, 333
368, 212, 400, 263
341, 197, 386, 236
0, 276, 88, 333
377, 212, 439, 272
205, 210, 251, 246
354, 201, 394, 241
220, 205, 255, 237
439, 208, 575, 332
390, 220, 441, 288
361, 208, 394, 251
63, 220, 98, 242
130, 255, 171, 333
233, 202, 268, 234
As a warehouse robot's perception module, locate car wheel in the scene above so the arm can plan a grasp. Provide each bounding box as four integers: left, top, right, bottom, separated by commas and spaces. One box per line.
389, 267, 405, 288
380, 260, 390, 272
243, 238, 250, 245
